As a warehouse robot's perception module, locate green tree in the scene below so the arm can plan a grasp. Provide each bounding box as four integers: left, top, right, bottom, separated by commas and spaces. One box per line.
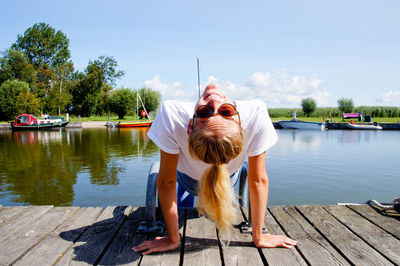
301, 97, 317, 117
0, 49, 36, 87
12, 22, 70, 68
138, 87, 161, 117
0, 80, 29, 120
71, 56, 124, 116
16, 92, 41, 115
108, 88, 136, 119
337, 97, 354, 113
46, 62, 74, 114
11, 23, 73, 113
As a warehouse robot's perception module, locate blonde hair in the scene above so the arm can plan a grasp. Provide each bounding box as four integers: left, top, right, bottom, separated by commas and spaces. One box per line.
188, 127, 244, 234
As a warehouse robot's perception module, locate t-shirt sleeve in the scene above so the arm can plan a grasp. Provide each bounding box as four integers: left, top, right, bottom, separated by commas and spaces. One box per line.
147, 101, 181, 154
246, 100, 278, 157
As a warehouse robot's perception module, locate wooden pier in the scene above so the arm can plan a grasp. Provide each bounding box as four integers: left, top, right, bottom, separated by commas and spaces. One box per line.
0, 204, 399, 265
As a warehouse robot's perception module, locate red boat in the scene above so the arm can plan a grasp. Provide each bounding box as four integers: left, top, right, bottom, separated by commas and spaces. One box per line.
118, 121, 152, 128
11, 114, 69, 130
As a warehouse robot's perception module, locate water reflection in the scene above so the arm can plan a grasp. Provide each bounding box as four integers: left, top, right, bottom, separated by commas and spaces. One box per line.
13, 130, 63, 145
2, 128, 399, 207
275, 130, 326, 155
268, 129, 400, 206
0, 128, 158, 206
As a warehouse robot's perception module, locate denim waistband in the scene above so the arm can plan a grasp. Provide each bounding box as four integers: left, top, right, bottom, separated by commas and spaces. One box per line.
176, 163, 247, 196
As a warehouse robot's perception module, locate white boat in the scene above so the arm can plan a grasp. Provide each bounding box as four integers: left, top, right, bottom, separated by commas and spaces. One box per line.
345, 122, 382, 130
279, 120, 325, 130
278, 111, 325, 130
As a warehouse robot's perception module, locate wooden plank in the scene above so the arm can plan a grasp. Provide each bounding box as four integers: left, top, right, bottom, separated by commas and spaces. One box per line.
55, 206, 132, 266
347, 204, 400, 239
0, 205, 53, 241
296, 205, 392, 266
222, 208, 265, 266
139, 207, 185, 266
97, 207, 144, 265
14, 207, 103, 266
324, 205, 400, 265
0, 206, 28, 222
269, 206, 350, 265
0, 206, 28, 224
253, 207, 308, 266
180, 209, 221, 265
0, 206, 78, 265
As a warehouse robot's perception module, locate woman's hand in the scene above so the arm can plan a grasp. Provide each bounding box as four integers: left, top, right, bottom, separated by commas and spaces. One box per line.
253, 234, 297, 249
133, 236, 179, 255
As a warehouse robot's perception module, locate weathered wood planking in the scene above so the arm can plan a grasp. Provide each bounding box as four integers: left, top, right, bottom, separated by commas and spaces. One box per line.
0, 206, 77, 265
97, 207, 145, 266
296, 205, 393, 266
261, 207, 308, 265
1, 205, 399, 266
14, 207, 103, 266
347, 204, 400, 239
55, 206, 132, 265
324, 205, 400, 265
222, 207, 264, 266
182, 209, 221, 265
0, 206, 28, 224
0, 205, 53, 240
139, 208, 185, 266
269, 206, 350, 265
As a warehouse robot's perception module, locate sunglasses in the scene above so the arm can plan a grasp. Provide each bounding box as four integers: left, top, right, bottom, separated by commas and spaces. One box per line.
192, 103, 240, 130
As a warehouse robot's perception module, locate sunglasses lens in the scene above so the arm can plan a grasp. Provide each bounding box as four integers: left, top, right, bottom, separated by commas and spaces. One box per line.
219, 104, 237, 116
196, 105, 214, 118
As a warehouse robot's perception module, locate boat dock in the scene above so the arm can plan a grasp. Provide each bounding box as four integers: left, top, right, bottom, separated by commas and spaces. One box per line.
0, 204, 398, 265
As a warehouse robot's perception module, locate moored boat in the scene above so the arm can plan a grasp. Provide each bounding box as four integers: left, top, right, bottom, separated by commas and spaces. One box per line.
118, 121, 152, 128
11, 114, 69, 130
278, 111, 325, 130
279, 120, 326, 130
345, 121, 382, 130
116, 92, 152, 128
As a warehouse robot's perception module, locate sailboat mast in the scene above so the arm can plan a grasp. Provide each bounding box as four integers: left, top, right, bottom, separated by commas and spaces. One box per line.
197, 58, 201, 99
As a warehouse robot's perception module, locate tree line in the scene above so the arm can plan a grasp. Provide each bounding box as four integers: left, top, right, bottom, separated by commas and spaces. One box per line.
0, 22, 160, 121
269, 97, 400, 118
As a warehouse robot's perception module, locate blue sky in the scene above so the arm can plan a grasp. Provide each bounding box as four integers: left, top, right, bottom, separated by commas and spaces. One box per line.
1, 0, 399, 107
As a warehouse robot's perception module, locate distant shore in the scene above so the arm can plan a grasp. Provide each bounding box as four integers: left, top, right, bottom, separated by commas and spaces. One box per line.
2, 121, 400, 130
0, 121, 108, 130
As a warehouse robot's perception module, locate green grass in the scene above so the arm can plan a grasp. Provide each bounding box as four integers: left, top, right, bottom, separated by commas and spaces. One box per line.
1, 115, 148, 123
68, 114, 148, 123
3, 115, 399, 124
271, 116, 400, 123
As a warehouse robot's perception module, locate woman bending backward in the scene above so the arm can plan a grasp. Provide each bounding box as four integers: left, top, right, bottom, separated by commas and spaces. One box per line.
133, 84, 297, 254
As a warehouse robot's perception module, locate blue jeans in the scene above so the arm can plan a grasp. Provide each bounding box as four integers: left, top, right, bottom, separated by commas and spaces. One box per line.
176, 163, 248, 208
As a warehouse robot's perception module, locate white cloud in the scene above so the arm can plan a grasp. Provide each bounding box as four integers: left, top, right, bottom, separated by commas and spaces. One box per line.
376, 90, 400, 103
205, 71, 329, 107
143, 75, 196, 101
143, 71, 330, 107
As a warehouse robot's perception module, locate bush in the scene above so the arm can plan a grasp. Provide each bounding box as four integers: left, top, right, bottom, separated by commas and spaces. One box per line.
108, 88, 136, 119
0, 80, 29, 120
16, 92, 40, 115
337, 98, 354, 113
301, 97, 317, 117
138, 87, 161, 116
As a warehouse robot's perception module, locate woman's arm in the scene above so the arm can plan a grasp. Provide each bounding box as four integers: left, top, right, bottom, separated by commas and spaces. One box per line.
133, 150, 180, 255
248, 152, 297, 248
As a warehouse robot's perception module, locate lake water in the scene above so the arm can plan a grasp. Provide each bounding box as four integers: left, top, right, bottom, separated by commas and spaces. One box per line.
0, 128, 399, 207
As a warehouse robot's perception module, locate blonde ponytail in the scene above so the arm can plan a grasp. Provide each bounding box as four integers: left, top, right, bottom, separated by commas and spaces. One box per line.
188, 127, 244, 233
198, 164, 237, 233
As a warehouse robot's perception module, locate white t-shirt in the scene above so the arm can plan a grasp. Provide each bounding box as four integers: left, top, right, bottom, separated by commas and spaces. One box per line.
147, 99, 278, 181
